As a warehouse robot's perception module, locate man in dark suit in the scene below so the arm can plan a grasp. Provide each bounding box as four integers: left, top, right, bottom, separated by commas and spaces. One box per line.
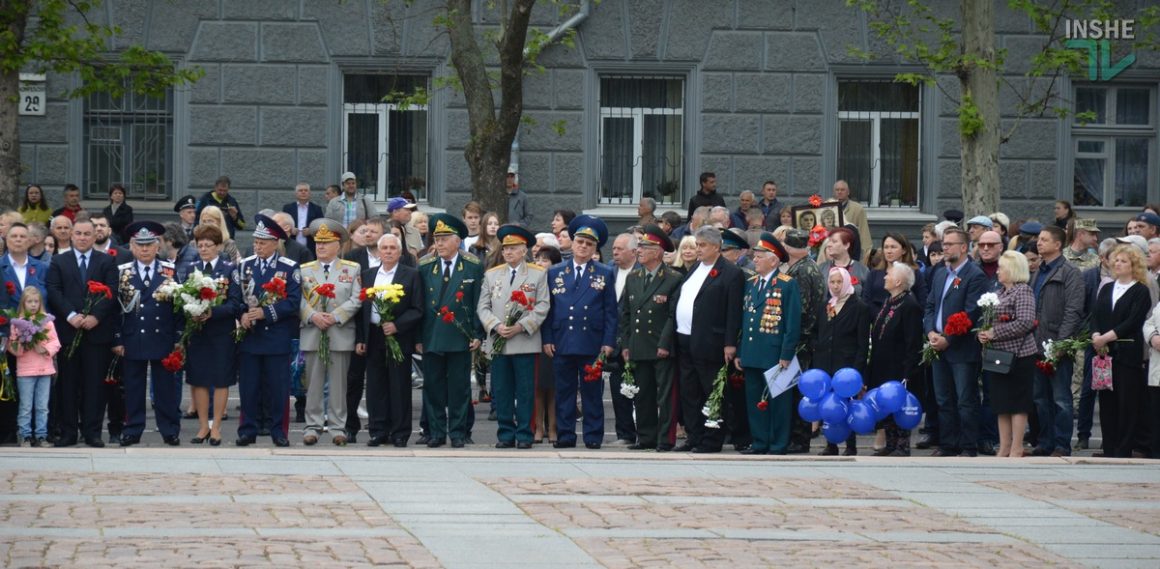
283, 183, 325, 252
607, 231, 641, 446
343, 216, 385, 442
45, 219, 120, 447
923, 227, 987, 457
359, 233, 424, 447
670, 226, 744, 453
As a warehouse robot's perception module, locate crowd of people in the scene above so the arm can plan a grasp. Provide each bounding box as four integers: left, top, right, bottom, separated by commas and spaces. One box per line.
4, 170, 1159, 460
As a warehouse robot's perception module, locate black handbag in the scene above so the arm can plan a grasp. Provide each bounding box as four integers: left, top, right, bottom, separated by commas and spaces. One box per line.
981, 347, 1014, 374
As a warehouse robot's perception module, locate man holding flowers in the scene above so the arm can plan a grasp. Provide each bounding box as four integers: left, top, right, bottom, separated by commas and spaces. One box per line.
299, 219, 364, 446
359, 233, 423, 447
478, 224, 549, 449
112, 221, 183, 447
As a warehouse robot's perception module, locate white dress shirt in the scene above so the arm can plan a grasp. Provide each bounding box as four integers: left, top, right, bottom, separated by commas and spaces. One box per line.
295, 202, 310, 246
370, 263, 398, 324
676, 262, 713, 335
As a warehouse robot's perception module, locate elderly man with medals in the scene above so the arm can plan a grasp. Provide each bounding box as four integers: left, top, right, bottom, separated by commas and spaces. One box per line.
235, 214, 302, 447
735, 233, 801, 455
112, 221, 184, 446
299, 219, 363, 446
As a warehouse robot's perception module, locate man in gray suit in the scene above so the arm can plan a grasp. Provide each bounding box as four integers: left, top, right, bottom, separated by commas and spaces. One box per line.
478, 225, 550, 448
300, 219, 364, 446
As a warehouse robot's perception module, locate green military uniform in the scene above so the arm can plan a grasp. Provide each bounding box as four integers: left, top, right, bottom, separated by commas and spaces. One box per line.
1063, 247, 1099, 272
418, 214, 484, 446
616, 262, 682, 449
782, 229, 824, 452
738, 233, 801, 455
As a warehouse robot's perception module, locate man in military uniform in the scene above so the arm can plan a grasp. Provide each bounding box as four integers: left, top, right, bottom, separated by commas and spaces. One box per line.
112, 221, 184, 447
418, 214, 483, 448
478, 224, 549, 449
543, 215, 618, 449
1064, 218, 1101, 272
719, 227, 754, 451
174, 195, 198, 241
736, 233, 801, 455
782, 228, 824, 454
721, 227, 754, 272
617, 224, 682, 451
236, 214, 302, 447
299, 219, 363, 446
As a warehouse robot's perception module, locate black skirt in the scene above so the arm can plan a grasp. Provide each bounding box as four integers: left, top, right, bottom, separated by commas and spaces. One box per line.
988, 354, 1034, 415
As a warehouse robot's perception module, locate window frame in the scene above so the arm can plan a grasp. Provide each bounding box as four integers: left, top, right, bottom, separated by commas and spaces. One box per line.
1069, 83, 1157, 209
81, 88, 176, 202
597, 75, 686, 207
340, 73, 432, 203
835, 80, 923, 209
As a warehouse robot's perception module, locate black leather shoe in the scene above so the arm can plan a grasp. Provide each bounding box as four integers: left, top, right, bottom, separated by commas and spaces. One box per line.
235, 436, 255, 446
495, 440, 515, 449
740, 448, 766, 455
209, 438, 222, 446
627, 443, 655, 450
656, 444, 674, 452
84, 437, 105, 448
392, 439, 408, 448
367, 436, 388, 447
346, 433, 357, 444
516, 441, 532, 449
119, 435, 141, 447
585, 442, 601, 449
1031, 446, 1052, 456
272, 436, 290, 447
54, 438, 77, 448
672, 443, 695, 452
915, 434, 936, 449
416, 434, 431, 445
691, 446, 720, 454
786, 442, 809, 454
552, 440, 576, 448
930, 448, 957, 457
960, 449, 978, 457
427, 438, 446, 448
977, 441, 997, 456
451, 439, 465, 448
734, 444, 751, 452
464, 436, 475, 445
162, 435, 180, 446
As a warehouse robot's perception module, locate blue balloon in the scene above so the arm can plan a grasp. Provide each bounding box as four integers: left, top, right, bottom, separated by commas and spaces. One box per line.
846, 400, 878, 434
797, 396, 821, 422
818, 392, 849, 424
831, 367, 864, 398
798, 369, 831, 400
822, 420, 851, 444
864, 388, 890, 421
893, 392, 924, 430
877, 380, 907, 414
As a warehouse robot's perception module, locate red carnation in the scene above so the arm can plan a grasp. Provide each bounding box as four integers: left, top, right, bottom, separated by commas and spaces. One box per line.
952, 277, 962, 288
161, 349, 185, 373
315, 283, 336, 299
87, 281, 113, 300
456, 291, 464, 302
1035, 359, 1055, 376
107, 248, 117, 256
944, 311, 973, 336
756, 400, 769, 411
709, 269, 718, 278
442, 311, 456, 324
261, 277, 287, 298
999, 314, 1011, 322
511, 290, 528, 305
4, 281, 14, 296
0, 315, 7, 326
849, 276, 860, 286
359, 288, 369, 302
808, 194, 823, 208
199, 287, 217, 301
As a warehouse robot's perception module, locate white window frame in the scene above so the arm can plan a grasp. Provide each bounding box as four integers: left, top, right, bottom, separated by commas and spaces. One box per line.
341, 102, 429, 202
836, 92, 922, 208
597, 76, 685, 206
1070, 84, 1157, 208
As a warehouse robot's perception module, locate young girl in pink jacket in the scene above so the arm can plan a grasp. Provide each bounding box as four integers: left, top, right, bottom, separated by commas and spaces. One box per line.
9, 287, 60, 447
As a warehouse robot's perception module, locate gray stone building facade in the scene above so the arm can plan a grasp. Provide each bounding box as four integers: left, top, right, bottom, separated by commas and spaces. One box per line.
16, 0, 1160, 240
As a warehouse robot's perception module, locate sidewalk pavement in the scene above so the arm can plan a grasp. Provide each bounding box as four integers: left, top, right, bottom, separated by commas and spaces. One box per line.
1, 448, 1157, 568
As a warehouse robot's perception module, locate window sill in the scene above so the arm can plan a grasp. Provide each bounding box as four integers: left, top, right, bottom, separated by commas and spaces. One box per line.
864, 208, 938, 224
581, 205, 649, 221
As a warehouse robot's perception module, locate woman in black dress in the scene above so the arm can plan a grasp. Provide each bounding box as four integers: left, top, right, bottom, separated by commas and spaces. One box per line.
867, 262, 923, 455
183, 225, 243, 445
975, 251, 1037, 458
1092, 244, 1152, 458
102, 183, 134, 238
813, 266, 871, 455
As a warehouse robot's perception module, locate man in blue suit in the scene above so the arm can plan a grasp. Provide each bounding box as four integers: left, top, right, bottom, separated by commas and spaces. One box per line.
542, 215, 618, 449
112, 221, 184, 447
0, 223, 49, 306
235, 214, 302, 447
923, 227, 987, 457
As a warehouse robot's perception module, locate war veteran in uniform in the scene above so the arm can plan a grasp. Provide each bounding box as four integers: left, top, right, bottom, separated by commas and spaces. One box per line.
543, 215, 618, 449
113, 221, 184, 446
478, 224, 550, 449
736, 233, 801, 455
418, 214, 483, 448
235, 214, 302, 447
300, 219, 363, 446
617, 224, 682, 451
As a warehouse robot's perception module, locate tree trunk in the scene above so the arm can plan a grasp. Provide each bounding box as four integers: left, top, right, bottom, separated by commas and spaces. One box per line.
445, 0, 534, 222
0, 69, 20, 210
959, 0, 1000, 217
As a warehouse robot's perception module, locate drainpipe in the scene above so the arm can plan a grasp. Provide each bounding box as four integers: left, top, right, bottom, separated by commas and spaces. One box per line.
510, 0, 591, 177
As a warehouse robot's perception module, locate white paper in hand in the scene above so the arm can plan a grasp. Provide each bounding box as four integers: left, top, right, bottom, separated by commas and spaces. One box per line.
764, 356, 802, 399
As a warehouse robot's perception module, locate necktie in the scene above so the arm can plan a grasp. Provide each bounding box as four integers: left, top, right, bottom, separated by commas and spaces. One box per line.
440, 260, 452, 299
79, 254, 88, 282
143, 266, 152, 288
203, 262, 211, 274
644, 272, 653, 287
509, 268, 517, 286
323, 263, 330, 278
574, 266, 584, 290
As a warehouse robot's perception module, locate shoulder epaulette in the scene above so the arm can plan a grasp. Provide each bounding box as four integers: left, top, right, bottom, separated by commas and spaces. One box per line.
301, 261, 319, 268
242, 254, 257, 263
278, 258, 297, 267
460, 251, 480, 264
778, 273, 793, 282
742, 268, 756, 278
419, 254, 437, 266
118, 262, 134, 270
339, 259, 360, 268
159, 260, 175, 268
747, 273, 760, 282
486, 264, 506, 274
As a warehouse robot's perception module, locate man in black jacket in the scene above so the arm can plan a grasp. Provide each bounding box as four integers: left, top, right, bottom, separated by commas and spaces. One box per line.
686, 172, 725, 222
196, 176, 245, 238
282, 183, 325, 252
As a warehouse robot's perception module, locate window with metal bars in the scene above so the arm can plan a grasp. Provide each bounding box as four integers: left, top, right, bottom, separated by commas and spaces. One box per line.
83, 89, 173, 200
1071, 85, 1155, 208
599, 76, 684, 206
342, 74, 430, 202
837, 80, 921, 208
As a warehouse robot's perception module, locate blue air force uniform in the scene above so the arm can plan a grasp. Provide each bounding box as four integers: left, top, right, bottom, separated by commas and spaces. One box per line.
114, 222, 185, 445
542, 215, 618, 448
235, 215, 302, 445
737, 233, 801, 454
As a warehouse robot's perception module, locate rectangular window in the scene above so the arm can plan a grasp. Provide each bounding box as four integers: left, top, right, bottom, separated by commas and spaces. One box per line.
84, 90, 173, 200
599, 76, 684, 206
1072, 85, 1156, 207
837, 80, 921, 207
342, 74, 429, 201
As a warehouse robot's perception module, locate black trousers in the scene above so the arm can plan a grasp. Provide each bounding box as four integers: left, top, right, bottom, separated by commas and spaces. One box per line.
1098, 361, 1146, 458
724, 369, 751, 449
365, 328, 413, 443
55, 340, 114, 443
677, 334, 725, 451
607, 356, 637, 442
789, 348, 813, 449
345, 351, 367, 437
